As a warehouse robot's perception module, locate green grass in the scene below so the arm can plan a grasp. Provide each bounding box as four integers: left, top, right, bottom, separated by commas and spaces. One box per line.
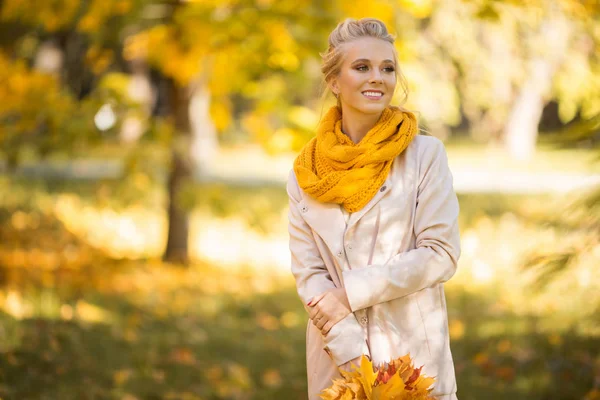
0, 177, 598, 399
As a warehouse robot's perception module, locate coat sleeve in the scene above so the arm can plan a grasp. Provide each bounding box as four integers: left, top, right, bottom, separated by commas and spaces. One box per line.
342, 138, 461, 312
287, 171, 370, 366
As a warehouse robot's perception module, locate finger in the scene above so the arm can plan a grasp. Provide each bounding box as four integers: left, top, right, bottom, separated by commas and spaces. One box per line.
321, 320, 333, 335
310, 309, 321, 323
309, 306, 321, 320
312, 311, 325, 326
316, 315, 328, 330
308, 292, 326, 306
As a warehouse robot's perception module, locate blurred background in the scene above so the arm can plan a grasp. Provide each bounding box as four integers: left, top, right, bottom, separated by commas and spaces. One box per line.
0, 0, 599, 399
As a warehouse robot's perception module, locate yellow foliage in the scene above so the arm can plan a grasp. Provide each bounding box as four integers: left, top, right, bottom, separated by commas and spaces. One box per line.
341, 1, 396, 32
0, 52, 75, 135
397, 0, 433, 19
209, 51, 241, 96
265, 21, 295, 52
242, 112, 274, 144
320, 354, 436, 400
267, 52, 300, 71
1, 0, 79, 31
558, 0, 600, 20
265, 127, 296, 154
78, 0, 133, 33
124, 24, 210, 85
209, 100, 232, 132
288, 106, 319, 131
86, 46, 115, 75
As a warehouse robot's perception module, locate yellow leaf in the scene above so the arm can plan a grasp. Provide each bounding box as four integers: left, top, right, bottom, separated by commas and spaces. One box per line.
261, 369, 282, 388
340, 390, 353, 400
373, 372, 407, 399
359, 355, 376, 398
113, 368, 132, 385
322, 353, 436, 399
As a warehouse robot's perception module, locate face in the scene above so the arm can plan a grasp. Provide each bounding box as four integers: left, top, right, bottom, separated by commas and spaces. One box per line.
330, 37, 397, 116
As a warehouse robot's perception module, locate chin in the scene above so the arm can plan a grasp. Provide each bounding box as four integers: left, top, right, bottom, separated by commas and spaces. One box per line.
356, 102, 389, 115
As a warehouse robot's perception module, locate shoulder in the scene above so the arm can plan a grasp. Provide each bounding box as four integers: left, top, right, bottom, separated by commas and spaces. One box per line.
398, 134, 448, 170
390, 134, 450, 187
408, 134, 446, 161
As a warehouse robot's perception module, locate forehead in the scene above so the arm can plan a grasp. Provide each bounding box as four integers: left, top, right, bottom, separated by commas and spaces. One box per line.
341, 37, 396, 64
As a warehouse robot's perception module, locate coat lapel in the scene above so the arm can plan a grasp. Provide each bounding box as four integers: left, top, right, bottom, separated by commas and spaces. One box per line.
299, 193, 346, 255
298, 172, 394, 254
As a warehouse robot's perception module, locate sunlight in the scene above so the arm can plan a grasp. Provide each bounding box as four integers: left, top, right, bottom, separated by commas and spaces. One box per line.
54, 195, 166, 259
53, 195, 291, 273
50, 192, 600, 322
471, 259, 495, 283
75, 300, 114, 323
1, 290, 30, 320
94, 103, 117, 131
190, 210, 290, 273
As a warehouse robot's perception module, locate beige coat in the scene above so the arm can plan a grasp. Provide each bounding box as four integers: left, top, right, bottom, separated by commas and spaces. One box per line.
287, 135, 461, 400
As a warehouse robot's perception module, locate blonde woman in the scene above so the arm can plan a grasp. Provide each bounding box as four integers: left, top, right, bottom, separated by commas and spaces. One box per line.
287, 18, 461, 399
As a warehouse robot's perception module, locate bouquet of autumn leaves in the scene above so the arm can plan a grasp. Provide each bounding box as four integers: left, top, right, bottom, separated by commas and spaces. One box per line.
320, 354, 436, 400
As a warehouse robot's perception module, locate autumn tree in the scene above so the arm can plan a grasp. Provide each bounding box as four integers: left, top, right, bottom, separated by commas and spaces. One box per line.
426, 0, 600, 158
0, 0, 337, 264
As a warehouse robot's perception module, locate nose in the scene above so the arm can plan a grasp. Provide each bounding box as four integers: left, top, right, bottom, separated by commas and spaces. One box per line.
369, 69, 383, 84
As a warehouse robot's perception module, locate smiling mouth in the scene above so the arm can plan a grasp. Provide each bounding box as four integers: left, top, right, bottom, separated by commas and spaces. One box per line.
362, 91, 384, 99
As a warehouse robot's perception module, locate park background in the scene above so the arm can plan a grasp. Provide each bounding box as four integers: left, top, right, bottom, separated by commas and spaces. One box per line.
0, 0, 599, 399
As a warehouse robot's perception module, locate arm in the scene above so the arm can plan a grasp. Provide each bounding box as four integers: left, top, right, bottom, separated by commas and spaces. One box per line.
287, 172, 369, 365
342, 139, 461, 312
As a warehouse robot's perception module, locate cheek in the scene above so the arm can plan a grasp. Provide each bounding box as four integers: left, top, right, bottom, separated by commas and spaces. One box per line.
386, 75, 397, 89
339, 72, 363, 93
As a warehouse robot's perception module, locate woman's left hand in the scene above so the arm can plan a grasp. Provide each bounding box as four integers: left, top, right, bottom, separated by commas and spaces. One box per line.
307, 288, 352, 335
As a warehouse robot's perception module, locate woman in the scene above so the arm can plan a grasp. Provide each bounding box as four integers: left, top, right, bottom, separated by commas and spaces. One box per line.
287, 18, 461, 400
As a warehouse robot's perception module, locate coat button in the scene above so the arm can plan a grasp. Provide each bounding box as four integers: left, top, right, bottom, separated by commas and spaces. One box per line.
380, 185, 387, 192
301, 205, 308, 213
336, 250, 343, 257
360, 316, 368, 326
346, 243, 353, 250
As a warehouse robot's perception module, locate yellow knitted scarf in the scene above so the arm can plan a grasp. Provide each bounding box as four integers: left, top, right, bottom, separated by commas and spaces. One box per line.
293, 105, 417, 213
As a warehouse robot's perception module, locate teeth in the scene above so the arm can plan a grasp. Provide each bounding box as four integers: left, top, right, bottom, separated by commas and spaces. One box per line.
363, 91, 382, 97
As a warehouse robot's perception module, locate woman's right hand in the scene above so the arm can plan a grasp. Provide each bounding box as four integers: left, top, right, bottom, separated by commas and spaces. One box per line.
307, 287, 352, 335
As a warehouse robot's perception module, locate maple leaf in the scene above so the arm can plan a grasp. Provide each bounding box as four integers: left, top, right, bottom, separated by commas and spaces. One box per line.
320, 354, 436, 400
372, 372, 407, 399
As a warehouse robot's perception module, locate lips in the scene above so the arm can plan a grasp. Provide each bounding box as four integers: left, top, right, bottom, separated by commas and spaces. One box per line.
362, 90, 384, 100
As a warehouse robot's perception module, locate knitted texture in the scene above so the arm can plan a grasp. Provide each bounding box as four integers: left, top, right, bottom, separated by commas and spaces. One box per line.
293, 105, 418, 213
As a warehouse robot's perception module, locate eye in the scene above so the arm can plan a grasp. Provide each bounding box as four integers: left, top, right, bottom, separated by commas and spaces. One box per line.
383, 66, 395, 73
355, 65, 368, 72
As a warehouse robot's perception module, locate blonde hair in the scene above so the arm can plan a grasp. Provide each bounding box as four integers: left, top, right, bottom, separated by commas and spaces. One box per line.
320, 18, 410, 108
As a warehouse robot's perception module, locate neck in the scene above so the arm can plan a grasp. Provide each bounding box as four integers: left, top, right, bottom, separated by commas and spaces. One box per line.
339, 105, 383, 144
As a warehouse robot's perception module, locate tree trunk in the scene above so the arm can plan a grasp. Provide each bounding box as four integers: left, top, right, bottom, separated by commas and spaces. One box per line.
504, 57, 556, 161
504, 9, 570, 160
189, 84, 218, 172
504, 65, 549, 161
163, 80, 193, 265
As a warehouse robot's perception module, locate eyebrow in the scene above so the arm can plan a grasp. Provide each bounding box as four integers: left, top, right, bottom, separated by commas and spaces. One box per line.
351, 58, 395, 64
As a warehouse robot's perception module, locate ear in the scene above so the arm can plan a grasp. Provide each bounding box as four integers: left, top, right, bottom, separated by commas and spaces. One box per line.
329, 79, 339, 95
